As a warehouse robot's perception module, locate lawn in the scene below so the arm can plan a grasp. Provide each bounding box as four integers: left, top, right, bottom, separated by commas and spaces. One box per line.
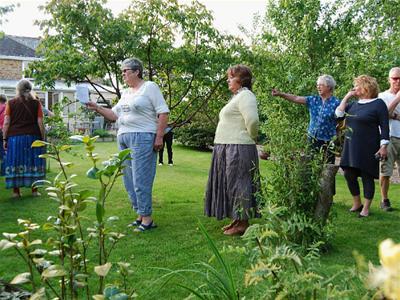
0, 142, 399, 299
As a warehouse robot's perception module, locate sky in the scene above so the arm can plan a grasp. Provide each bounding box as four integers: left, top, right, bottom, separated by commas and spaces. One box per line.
0, 0, 266, 40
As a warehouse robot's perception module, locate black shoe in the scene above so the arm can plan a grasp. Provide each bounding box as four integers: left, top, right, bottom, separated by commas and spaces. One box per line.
349, 204, 363, 213
380, 199, 393, 212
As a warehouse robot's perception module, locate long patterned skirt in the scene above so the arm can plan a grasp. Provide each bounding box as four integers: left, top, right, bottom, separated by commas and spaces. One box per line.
204, 144, 261, 220
4, 135, 46, 189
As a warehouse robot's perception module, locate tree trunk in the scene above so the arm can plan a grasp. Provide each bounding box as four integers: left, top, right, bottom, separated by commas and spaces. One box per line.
314, 163, 339, 223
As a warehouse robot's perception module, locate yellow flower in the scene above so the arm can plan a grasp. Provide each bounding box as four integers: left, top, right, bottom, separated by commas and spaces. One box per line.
377, 239, 400, 299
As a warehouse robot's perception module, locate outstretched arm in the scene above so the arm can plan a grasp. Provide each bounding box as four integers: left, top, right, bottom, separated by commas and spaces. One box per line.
271, 89, 306, 105
86, 101, 118, 121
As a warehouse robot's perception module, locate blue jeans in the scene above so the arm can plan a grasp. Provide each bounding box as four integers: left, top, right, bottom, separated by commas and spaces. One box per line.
118, 132, 157, 216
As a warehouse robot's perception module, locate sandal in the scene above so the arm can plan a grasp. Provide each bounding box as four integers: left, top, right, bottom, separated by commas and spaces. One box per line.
128, 219, 142, 227
221, 220, 239, 231
349, 204, 363, 213
134, 221, 157, 232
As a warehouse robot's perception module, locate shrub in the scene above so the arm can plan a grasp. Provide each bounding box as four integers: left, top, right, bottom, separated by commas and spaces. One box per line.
174, 122, 215, 150
92, 129, 113, 138
0, 136, 135, 299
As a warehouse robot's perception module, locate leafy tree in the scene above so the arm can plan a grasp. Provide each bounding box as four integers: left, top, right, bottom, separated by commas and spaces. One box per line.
30, 0, 247, 129
0, 4, 16, 37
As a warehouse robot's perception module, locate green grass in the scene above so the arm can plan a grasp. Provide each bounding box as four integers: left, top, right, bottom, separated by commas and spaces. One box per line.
0, 142, 399, 299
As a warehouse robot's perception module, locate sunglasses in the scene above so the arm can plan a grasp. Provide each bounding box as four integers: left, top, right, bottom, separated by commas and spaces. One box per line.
122, 68, 133, 73
390, 77, 400, 81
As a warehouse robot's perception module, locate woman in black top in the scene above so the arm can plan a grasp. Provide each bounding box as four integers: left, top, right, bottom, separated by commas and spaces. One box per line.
336, 75, 389, 217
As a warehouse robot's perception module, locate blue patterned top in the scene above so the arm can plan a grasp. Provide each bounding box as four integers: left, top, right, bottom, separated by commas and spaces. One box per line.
305, 95, 341, 141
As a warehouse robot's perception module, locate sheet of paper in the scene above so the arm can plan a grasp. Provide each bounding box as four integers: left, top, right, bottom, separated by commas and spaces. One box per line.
76, 85, 90, 104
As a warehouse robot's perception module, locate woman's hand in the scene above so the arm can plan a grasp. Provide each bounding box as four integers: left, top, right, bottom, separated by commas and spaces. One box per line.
153, 135, 163, 151
271, 89, 281, 97
343, 89, 356, 101
86, 101, 99, 112
375, 145, 388, 161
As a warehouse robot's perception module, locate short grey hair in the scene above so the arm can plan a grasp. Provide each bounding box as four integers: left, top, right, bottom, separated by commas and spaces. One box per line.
317, 74, 336, 91
0, 94, 7, 103
121, 57, 143, 79
16, 79, 33, 98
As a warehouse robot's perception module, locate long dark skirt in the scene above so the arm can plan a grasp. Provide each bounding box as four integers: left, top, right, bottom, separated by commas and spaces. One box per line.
204, 144, 260, 220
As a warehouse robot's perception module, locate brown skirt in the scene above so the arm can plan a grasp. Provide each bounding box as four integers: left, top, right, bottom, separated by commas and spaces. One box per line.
204, 144, 261, 220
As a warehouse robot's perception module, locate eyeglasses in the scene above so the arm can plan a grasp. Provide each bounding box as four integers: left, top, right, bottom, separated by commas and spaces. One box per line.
122, 69, 133, 73
390, 77, 400, 81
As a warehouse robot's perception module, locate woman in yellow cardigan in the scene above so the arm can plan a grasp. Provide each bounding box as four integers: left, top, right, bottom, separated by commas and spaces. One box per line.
204, 64, 260, 236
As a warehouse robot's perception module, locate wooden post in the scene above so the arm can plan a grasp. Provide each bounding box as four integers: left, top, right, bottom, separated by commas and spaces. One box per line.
314, 163, 339, 222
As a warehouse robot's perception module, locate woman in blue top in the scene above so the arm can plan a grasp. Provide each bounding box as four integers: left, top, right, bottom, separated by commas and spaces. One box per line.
272, 74, 340, 163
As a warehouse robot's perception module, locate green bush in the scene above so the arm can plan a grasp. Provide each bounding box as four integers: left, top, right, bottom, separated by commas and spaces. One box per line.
174, 122, 215, 150
92, 129, 113, 138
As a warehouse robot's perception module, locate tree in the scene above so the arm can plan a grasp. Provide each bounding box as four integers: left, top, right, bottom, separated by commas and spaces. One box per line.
30, 0, 247, 128
0, 4, 16, 37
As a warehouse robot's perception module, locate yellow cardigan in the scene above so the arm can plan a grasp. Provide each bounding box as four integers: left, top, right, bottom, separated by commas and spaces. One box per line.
214, 89, 259, 144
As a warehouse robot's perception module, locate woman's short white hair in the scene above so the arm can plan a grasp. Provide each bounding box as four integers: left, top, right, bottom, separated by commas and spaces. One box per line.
317, 74, 336, 91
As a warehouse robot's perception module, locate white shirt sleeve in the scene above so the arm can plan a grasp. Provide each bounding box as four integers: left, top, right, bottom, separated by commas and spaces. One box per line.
148, 82, 170, 114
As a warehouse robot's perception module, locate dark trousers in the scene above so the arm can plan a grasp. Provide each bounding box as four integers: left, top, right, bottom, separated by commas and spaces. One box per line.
343, 167, 375, 200
308, 138, 335, 164
159, 131, 173, 164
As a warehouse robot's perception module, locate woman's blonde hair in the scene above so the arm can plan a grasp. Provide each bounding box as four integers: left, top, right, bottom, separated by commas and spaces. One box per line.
354, 75, 379, 99
16, 79, 33, 99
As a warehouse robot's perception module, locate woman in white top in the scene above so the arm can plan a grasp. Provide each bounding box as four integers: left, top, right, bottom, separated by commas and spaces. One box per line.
87, 58, 169, 232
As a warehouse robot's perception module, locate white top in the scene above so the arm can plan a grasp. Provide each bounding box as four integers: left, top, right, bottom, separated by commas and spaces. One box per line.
112, 81, 170, 135
214, 88, 259, 144
379, 90, 400, 138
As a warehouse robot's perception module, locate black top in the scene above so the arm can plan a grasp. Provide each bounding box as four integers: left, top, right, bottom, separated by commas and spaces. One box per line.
340, 99, 389, 178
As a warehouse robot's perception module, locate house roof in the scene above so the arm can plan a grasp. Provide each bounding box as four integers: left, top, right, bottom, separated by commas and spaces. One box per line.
0, 35, 41, 58
0, 79, 115, 95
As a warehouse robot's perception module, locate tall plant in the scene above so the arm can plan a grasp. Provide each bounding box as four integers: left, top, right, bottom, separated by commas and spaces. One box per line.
0, 136, 133, 299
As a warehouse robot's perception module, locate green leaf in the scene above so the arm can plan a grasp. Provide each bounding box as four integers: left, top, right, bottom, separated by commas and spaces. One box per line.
104, 286, 120, 297
61, 162, 74, 168
94, 262, 112, 277
96, 202, 105, 223
2, 232, 17, 239
10, 272, 31, 285
0, 239, 16, 250
70, 135, 84, 142
30, 249, 47, 256
41, 264, 67, 278
82, 136, 91, 144
110, 293, 129, 300
86, 166, 99, 179
118, 149, 131, 161
42, 223, 54, 230
59, 145, 72, 151
31, 140, 48, 147
30, 287, 46, 300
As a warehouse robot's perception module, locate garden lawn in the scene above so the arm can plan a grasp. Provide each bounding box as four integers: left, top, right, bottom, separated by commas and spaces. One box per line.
0, 142, 399, 299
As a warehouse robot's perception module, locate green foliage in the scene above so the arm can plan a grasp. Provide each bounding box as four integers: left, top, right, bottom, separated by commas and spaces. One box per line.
174, 117, 215, 150
44, 97, 71, 144
159, 221, 239, 299
92, 129, 113, 138
238, 204, 372, 299
0, 137, 134, 299
30, 0, 246, 126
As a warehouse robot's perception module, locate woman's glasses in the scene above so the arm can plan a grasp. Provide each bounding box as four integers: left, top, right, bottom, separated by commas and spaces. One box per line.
122, 69, 133, 73
390, 77, 400, 81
